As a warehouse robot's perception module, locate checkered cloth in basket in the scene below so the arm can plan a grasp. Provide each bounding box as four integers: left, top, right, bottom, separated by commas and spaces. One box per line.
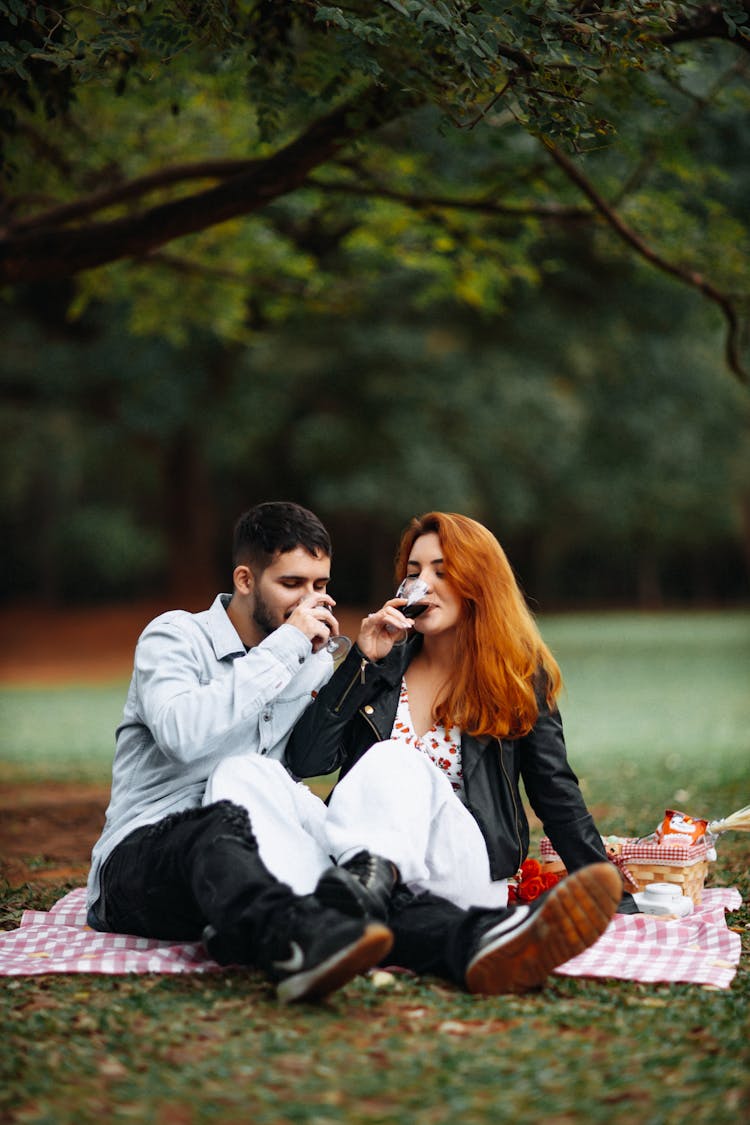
540, 835, 712, 905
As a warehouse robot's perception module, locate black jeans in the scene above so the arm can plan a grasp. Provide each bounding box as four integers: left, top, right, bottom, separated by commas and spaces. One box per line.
91, 800, 295, 965
387, 886, 511, 986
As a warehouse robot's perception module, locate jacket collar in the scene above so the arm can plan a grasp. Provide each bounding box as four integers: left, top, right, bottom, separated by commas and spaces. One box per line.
207, 593, 247, 661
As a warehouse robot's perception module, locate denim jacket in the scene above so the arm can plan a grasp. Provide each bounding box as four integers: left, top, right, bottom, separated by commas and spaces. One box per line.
86, 594, 332, 913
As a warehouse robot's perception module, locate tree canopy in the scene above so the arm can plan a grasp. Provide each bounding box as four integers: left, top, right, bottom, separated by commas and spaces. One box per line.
2, 2, 749, 606
2, 1, 749, 379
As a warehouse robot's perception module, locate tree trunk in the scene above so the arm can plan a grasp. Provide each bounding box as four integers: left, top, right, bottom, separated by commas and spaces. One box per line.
739, 491, 750, 586
636, 546, 663, 609
163, 428, 218, 605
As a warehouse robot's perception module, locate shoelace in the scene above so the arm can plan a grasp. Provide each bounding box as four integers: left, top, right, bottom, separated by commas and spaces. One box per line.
349, 855, 382, 889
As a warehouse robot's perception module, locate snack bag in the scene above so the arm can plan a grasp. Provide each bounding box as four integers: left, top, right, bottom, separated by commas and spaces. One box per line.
656, 809, 708, 846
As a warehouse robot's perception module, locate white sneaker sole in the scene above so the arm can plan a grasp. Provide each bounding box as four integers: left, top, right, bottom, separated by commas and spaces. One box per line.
465, 862, 622, 995
276, 922, 393, 1004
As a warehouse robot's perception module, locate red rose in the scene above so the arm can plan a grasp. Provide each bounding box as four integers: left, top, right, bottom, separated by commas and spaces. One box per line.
520, 858, 542, 878
519, 875, 545, 902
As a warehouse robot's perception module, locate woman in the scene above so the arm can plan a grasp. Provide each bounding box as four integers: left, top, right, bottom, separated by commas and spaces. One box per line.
286, 511, 636, 921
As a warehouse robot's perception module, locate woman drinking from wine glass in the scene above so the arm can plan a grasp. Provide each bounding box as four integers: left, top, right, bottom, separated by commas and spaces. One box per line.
285, 511, 635, 992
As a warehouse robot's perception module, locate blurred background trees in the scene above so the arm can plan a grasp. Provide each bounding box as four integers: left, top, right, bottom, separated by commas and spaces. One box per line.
1, 2, 749, 608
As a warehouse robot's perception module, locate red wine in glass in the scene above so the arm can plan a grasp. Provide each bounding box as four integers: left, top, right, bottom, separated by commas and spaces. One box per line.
396, 577, 430, 618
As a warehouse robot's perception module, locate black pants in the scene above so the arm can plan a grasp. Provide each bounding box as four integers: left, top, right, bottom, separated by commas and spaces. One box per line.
92, 799, 506, 984
91, 800, 295, 965
388, 886, 510, 986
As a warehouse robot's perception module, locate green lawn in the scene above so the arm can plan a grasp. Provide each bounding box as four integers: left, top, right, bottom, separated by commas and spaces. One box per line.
0, 679, 126, 782
540, 611, 750, 833
2, 611, 748, 819
2, 611, 749, 1124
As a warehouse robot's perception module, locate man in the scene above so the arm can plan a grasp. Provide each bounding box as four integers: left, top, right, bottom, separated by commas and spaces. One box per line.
86, 501, 393, 1003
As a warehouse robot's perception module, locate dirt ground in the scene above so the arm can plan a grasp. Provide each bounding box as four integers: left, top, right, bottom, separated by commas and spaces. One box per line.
0, 781, 109, 887
0, 599, 368, 889
0, 601, 156, 887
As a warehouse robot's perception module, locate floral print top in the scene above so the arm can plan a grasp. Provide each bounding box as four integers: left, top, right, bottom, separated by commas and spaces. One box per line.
391, 678, 464, 797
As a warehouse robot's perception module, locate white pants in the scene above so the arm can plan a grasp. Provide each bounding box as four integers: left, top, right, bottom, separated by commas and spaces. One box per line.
327, 741, 508, 911
204, 743, 507, 911
204, 756, 332, 895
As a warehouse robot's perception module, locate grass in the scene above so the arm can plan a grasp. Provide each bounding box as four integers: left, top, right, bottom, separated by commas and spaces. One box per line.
2, 611, 749, 1124
0, 679, 124, 783
540, 611, 750, 832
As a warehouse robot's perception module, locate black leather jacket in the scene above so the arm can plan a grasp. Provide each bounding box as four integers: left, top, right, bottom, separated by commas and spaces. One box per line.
287, 639, 636, 912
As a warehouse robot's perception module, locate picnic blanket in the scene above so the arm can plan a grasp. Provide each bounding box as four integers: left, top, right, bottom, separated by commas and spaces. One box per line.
0, 886, 743, 988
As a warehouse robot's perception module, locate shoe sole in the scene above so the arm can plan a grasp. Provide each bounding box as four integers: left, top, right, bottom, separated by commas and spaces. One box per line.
465, 862, 622, 995
276, 922, 393, 1004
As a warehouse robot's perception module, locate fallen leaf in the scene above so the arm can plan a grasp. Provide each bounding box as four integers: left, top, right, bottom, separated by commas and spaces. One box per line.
98, 1056, 128, 1079
438, 1020, 470, 1035
370, 970, 396, 988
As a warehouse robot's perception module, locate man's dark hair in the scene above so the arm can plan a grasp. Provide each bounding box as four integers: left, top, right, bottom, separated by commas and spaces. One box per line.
233, 501, 331, 572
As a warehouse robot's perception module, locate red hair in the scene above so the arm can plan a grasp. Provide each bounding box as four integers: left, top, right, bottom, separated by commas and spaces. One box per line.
395, 512, 562, 739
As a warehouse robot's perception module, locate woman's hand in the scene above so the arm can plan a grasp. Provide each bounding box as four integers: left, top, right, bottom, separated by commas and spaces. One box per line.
356, 599, 413, 662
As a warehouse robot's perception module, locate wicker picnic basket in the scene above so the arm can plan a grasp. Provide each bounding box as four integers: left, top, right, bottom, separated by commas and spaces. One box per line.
539, 836, 712, 906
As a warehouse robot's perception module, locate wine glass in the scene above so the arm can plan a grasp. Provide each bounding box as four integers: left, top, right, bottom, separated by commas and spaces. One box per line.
302, 595, 351, 660
396, 576, 431, 619
317, 599, 351, 659
391, 576, 430, 644
324, 633, 352, 659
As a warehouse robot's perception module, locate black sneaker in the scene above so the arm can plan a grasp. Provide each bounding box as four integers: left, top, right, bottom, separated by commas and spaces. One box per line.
202, 897, 393, 1003
315, 851, 399, 921
261, 897, 393, 1003
465, 861, 622, 995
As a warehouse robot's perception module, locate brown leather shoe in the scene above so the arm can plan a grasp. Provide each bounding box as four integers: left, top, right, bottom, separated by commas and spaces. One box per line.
465, 861, 622, 995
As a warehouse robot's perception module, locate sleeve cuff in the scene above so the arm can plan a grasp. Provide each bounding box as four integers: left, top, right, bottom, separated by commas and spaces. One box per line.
256, 622, 313, 674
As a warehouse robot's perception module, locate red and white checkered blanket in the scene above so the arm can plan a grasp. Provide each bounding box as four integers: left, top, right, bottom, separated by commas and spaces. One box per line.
0, 886, 742, 989
552, 887, 742, 989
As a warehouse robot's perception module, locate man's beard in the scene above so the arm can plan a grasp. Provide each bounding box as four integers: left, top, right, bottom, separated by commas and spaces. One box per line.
252, 590, 279, 638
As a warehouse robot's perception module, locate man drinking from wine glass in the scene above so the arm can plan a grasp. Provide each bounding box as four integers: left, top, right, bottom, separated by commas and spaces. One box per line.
86, 501, 395, 1003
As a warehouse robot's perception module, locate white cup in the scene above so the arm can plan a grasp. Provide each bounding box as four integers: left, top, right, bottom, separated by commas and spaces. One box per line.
633, 882, 693, 917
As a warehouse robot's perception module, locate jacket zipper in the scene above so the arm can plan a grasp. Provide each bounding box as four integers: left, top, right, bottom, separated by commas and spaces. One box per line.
333, 657, 368, 713
499, 742, 523, 870
359, 707, 381, 742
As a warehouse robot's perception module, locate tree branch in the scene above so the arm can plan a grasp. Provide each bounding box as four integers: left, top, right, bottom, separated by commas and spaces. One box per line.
0, 85, 410, 284
612, 55, 749, 206
6, 159, 262, 234
660, 2, 750, 53
305, 175, 592, 222
543, 139, 748, 384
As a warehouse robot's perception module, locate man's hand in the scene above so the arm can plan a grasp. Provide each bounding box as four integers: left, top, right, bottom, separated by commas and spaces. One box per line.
356, 600, 413, 662
287, 594, 340, 654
